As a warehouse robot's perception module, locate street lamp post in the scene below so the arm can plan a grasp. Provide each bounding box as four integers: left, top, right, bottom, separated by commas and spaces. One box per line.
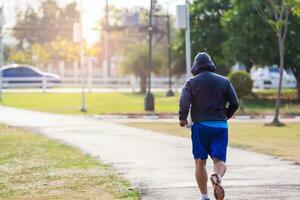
176, 1, 192, 79
104, 0, 111, 78
153, 12, 174, 97
165, 13, 174, 97
79, 34, 86, 112
145, 0, 155, 111
176, 1, 192, 125
185, 0, 192, 79
75, 0, 86, 112
155, 12, 174, 97
185, 0, 193, 126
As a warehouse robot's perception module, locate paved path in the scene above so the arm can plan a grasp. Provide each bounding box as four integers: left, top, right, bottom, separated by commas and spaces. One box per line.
0, 106, 299, 200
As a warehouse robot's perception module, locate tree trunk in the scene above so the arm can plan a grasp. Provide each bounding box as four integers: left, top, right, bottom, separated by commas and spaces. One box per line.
246, 60, 254, 73
239, 98, 245, 114
294, 70, 300, 102
139, 73, 147, 94
272, 38, 285, 126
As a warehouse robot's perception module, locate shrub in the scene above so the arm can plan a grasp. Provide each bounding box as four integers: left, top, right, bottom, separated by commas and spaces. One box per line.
228, 71, 253, 99
228, 71, 253, 113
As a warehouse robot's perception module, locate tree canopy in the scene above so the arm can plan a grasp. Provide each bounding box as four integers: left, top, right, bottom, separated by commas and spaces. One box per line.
221, 0, 278, 71
120, 42, 164, 93
174, 0, 231, 75
13, 0, 79, 49
223, 0, 300, 102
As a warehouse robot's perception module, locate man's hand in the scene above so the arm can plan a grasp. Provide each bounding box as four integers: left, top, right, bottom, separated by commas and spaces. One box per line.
179, 120, 188, 127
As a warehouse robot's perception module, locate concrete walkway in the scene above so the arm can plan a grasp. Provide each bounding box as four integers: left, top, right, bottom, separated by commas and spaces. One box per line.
0, 106, 299, 200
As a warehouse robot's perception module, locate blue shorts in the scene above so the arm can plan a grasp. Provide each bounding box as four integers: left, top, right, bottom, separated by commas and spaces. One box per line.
191, 122, 228, 162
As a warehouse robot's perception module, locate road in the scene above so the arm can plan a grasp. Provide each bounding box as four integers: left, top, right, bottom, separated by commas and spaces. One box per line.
0, 106, 299, 200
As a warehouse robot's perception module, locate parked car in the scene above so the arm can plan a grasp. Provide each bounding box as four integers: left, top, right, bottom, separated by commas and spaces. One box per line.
0, 64, 61, 88
251, 66, 296, 89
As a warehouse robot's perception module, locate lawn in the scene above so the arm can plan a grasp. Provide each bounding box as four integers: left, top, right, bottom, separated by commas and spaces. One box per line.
0, 124, 139, 199
1, 91, 300, 115
1, 92, 178, 115
123, 122, 300, 164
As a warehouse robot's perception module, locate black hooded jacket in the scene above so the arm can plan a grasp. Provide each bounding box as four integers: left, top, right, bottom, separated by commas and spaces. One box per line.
179, 63, 239, 123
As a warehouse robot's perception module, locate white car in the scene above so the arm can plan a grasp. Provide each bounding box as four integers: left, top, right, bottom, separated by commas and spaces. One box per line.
251, 66, 296, 89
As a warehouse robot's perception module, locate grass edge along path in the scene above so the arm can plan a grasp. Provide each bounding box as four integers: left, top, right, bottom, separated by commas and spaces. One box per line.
2, 92, 300, 115
0, 124, 139, 200
122, 122, 300, 164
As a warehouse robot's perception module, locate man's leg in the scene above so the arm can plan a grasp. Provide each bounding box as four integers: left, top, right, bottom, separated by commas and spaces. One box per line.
210, 158, 226, 200
209, 126, 228, 200
195, 159, 208, 195
213, 158, 227, 178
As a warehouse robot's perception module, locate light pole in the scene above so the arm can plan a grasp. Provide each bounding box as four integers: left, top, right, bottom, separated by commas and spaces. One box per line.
165, 13, 174, 97
77, 0, 87, 112
176, 1, 192, 125
145, 0, 155, 111
154, 12, 174, 97
176, 1, 192, 79
185, 0, 192, 126
104, 0, 111, 78
185, 0, 192, 79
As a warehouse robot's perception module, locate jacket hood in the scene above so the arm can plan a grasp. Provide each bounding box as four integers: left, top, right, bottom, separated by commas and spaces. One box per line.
191, 52, 216, 76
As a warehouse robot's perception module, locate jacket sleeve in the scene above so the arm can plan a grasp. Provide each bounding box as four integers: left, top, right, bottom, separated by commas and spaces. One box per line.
179, 80, 192, 121
226, 80, 239, 119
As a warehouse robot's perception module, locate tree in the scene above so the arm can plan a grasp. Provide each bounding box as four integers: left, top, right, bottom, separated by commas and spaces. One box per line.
172, 29, 190, 76
285, 12, 300, 102
9, 50, 31, 64
292, 0, 300, 15
13, 8, 41, 49
222, 0, 300, 102
228, 71, 253, 113
120, 42, 163, 93
13, 0, 79, 48
38, 0, 79, 43
97, 6, 168, 62
31, 43, 51, 67
255, 0, 298, 126
174, 0, 231, 75
49, 37, 80, 63
8, 37, 82, 69
222, 0, 278, 72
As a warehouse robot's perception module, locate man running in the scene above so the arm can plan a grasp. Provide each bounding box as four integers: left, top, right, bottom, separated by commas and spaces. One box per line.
179, 52, 239, 200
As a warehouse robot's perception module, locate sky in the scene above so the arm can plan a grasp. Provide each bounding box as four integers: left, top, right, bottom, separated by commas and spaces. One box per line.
2, 0, 186, 45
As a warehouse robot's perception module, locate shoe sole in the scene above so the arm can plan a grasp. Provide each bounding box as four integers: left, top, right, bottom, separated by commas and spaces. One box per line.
213, 184, 225, 200
210, 175, 225, 200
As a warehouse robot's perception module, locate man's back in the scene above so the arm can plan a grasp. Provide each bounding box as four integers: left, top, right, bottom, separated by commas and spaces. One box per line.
190, 72, 237, 122
179, 58, 239, 123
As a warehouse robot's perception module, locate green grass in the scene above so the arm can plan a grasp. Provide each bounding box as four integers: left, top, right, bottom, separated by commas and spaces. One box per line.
254, 88, 297, 98
238, 98, 300, 115
123, 122, 300, 164
0, 124, 139, 200
1, 91, 300, 115
1, 92, 178, 115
